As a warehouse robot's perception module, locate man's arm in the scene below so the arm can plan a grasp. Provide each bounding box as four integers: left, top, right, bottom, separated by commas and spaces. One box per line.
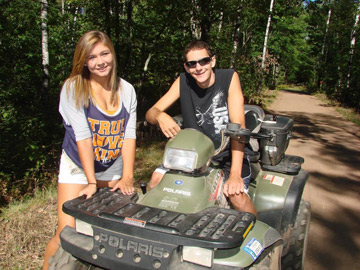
224, 71, 246, 196
145, 77, 181, 138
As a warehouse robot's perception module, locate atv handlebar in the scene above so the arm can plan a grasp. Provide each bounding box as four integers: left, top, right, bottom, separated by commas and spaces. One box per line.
224, 123, 251, 144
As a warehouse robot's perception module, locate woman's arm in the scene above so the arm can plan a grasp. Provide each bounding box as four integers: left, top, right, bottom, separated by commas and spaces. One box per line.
77, 138, 98, 198
111, 138, 136, 194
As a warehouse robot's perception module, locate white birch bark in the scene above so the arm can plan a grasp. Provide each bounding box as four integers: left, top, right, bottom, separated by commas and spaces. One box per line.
190, 0, 201, 39
218, 11, 223, 33
346, 3, 360, 89
321, 2, 332, 57
230, 8, 241, 68
261, 0, 275, 70
143, 53, 153, 72
41, 0, 49, 93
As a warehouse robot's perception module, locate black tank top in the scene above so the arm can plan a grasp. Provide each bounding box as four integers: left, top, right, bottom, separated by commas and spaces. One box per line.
179, 69, 251, 180
180, 69, 234, 149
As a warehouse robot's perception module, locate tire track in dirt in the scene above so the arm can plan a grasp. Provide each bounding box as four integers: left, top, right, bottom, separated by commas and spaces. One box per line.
267, 90, 360, 270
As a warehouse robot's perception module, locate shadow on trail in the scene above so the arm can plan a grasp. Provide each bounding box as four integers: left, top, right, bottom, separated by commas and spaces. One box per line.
279, 89, 311, 95
266, 109, 360, 269
270, 111, 360, 171
307, 172, 360, 270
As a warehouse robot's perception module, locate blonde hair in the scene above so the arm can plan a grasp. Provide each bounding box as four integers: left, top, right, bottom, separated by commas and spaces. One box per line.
66, 31, 119, 109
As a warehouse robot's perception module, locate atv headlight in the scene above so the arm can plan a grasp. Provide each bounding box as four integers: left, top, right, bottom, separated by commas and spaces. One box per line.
182, 246, 213, 267
163, 148, 197, 172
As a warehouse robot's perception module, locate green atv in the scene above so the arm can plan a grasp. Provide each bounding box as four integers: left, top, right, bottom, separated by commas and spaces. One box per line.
49, 105, 310, 270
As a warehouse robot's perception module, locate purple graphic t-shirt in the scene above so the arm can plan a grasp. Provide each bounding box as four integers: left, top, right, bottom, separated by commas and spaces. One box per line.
60, 78, 137, 173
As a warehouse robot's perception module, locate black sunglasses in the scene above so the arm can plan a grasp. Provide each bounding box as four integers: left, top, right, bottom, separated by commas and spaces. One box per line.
185, 56, 212, 68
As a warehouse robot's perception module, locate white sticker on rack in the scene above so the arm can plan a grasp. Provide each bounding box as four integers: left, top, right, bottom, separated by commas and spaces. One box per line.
264, 174, 285, 186
243, 238, 264, 260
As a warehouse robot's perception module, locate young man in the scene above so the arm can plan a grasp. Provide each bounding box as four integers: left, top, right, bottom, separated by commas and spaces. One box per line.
145, 40, 256, 215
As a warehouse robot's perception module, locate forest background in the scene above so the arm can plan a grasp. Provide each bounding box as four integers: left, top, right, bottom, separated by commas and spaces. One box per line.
0, 0, 359, 207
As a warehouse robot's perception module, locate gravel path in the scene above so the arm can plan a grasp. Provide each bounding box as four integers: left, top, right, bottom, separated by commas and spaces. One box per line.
267, 90, 360, 270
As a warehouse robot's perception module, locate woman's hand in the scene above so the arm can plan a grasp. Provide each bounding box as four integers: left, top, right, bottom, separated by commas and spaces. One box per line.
111, 176, 135, 195
79, 184, 98, 199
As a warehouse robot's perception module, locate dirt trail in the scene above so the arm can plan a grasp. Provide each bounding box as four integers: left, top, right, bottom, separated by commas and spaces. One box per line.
267, 90, 360, 270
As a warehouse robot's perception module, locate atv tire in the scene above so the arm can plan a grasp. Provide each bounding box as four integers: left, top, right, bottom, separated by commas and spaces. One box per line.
281, 200, 311, 270
49, 245, 104, 270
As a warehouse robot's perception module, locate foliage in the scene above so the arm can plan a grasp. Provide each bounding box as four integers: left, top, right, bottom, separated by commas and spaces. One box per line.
0, 0, 359, 205
306, 0, 360, 109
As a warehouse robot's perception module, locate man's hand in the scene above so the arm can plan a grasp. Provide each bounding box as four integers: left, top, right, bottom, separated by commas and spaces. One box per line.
156, 112, 181, 138
111, 177, 135, 195
223, 174, 245, 197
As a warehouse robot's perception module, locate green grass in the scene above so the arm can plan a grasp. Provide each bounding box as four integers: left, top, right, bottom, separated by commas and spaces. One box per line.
0, 187, 58, 270
315, 92, 360, 127
276, 84, 307, 92
134, 139, 167, 186
0, 187, 57, 220
262, 85, 359, 128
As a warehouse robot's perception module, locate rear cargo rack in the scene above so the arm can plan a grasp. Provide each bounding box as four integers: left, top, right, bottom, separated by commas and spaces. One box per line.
63, 188, 256, 249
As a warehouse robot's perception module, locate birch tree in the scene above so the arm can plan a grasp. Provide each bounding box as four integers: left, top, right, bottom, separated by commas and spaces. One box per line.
261, 0, 275, 70
346, 2, 360, 89
321, 1, 332, 56
318, 0, 332, 87
230, 5, 241, 68
190, 0, 201, 39
41, 0, 49, 99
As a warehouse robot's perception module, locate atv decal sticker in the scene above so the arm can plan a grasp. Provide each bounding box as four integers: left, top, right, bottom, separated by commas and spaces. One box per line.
243, 238, 264, 261
209, 171, 224, 201
159, 198, 179, 210
98, 232, 166, 258
163, 187, 191, 196
174, 180, 184, 185
123, 217, 146, 228
264, 174, 285, 186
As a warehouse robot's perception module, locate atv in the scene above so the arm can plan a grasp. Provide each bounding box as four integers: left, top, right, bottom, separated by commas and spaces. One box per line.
49, 105, 311, 270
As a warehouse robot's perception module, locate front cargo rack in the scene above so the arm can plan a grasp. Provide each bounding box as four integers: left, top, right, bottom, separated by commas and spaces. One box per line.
63, 188, 256, 249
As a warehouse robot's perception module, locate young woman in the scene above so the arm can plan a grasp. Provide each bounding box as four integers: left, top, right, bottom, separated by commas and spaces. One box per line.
43, 31, 137, 270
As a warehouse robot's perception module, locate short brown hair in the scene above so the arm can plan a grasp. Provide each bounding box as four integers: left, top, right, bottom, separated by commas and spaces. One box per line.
183, 40, 213, 62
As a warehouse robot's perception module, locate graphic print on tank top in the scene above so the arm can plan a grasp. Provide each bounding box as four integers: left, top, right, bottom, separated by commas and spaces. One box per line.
195, 90, 229, 135
86, 103, 129, 172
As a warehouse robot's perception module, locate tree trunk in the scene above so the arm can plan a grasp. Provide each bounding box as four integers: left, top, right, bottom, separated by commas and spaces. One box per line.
346, 3, 360, 89
321, 4, 332, 57
123, 0, 133, 76
41, 0, 49, 99
318, 2, 332, 89
218, 11, 223, 33
261, 0, 275, 70
230, 6, 241, 68
190, 0, 201, 39
104, 0, 111, 37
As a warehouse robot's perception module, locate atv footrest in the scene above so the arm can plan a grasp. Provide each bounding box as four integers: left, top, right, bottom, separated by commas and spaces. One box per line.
63, 188, 256, 249
261, 154, 304, 175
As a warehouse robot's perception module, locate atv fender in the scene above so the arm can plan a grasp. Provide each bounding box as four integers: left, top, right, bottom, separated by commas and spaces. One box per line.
249, 169, 309, 232
214, 220, 282, 268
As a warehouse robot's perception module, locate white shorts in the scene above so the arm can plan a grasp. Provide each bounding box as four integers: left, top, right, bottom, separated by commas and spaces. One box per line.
58, 150, 123, 184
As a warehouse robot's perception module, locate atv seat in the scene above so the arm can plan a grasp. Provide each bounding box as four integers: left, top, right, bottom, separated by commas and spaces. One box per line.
244, 105, 265, 162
